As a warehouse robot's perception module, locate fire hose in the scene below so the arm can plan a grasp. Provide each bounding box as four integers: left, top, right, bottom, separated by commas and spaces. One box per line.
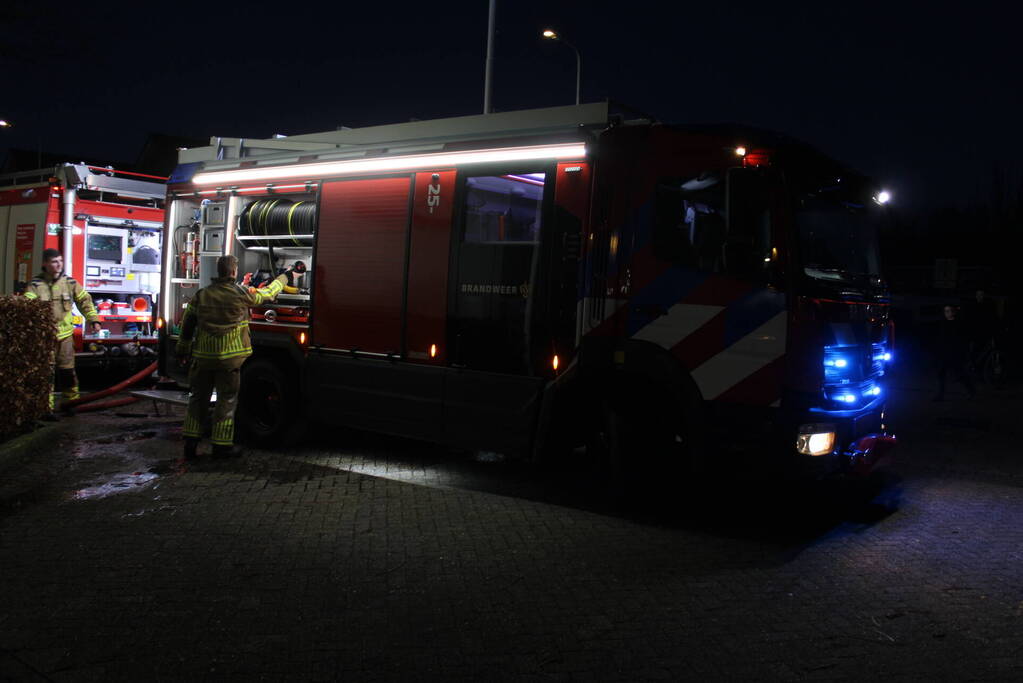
62, 360, 157, 411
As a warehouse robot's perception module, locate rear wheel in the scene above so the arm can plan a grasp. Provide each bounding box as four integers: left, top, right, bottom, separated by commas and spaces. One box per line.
237, 358, 303, 445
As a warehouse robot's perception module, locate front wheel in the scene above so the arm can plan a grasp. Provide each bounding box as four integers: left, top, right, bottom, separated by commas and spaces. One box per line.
237, 358, 303, 445
585, 396, 693, 500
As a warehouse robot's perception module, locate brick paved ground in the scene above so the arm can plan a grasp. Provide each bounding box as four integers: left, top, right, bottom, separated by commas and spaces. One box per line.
1, 364, 1022, 681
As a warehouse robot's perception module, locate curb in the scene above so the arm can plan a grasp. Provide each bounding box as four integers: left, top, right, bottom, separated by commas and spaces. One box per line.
0, 422, 63, 475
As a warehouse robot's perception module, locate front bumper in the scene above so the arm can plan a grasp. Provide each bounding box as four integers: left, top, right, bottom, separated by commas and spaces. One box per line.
794, 406, 896, 478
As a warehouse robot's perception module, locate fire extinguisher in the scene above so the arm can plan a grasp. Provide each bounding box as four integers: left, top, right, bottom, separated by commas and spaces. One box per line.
181, 231, 200, 278
190, 232, 200, 278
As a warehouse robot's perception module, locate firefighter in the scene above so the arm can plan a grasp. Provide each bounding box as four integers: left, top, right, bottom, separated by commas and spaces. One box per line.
23, 248, 102, 419
175, 254, 289, 459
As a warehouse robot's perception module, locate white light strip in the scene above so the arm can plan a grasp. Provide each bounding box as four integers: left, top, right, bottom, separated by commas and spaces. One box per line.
235, 234, 315, 241
192, 143, 587, 186
192, 186, 310, 197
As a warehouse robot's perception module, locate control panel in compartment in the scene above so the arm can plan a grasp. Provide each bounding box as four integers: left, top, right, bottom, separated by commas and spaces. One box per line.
83, 218, 164, 341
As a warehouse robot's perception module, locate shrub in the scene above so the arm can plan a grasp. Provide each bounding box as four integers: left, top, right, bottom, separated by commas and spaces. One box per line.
0, 296, 54, 439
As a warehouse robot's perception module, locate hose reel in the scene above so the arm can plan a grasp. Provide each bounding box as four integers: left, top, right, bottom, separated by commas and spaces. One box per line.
239, 198, 316, 247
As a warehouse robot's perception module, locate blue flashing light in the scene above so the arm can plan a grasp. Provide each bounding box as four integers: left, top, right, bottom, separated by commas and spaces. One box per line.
836, 393, 858, 404
864, 385, 882, 397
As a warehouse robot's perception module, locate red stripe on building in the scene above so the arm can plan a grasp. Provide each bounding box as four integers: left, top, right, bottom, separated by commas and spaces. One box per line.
0, 185, 49, 207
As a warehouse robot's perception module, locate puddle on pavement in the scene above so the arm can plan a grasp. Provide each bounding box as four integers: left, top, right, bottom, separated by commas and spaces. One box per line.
66, 423, 185, 501
70, 471, 160, 501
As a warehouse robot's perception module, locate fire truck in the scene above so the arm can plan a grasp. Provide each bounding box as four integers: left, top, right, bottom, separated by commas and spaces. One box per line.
158, 103, 895, 478
1, 164, 167, 365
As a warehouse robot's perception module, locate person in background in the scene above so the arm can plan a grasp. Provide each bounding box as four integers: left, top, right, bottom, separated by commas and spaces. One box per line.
23, 248, 102, 419
174, 254, 289, 459
934, 304, 976, 401
964, 288, 1000, 375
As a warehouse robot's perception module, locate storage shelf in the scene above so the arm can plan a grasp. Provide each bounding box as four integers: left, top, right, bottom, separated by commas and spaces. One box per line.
84, 334, 158, 342
96, 313, 152, 322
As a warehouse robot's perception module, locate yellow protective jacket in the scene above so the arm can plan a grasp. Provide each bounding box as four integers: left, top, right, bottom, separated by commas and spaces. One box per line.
176, 274, 286, 369
23, 272, 100, 340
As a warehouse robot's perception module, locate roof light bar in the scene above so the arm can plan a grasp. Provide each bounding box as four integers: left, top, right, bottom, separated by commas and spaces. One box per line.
192, 143, 588, 186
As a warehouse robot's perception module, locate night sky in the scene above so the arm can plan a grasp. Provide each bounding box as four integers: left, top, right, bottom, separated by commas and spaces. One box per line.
2, 1, 1018, 214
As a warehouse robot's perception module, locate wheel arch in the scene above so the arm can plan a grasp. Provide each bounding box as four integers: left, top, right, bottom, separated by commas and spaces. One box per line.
537, 337, 708, 460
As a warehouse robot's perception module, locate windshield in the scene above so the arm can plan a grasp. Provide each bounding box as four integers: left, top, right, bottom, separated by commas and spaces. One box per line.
796, 202, 881, 281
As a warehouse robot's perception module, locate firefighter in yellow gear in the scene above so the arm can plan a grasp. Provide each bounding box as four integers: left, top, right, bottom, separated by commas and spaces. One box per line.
23, 248, 102, 418
175, 254, 287, 459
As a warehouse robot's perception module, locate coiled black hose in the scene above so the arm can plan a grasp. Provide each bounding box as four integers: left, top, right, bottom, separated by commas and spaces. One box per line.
240, 199, 316, 247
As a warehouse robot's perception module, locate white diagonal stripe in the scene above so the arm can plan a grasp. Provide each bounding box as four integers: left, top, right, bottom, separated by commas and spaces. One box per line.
691, 311, 788, 400
630, 303, 725, 349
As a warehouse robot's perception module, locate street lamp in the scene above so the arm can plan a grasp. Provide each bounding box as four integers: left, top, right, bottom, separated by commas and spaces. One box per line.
541, 28, 581, 106
0, 118, 44, 168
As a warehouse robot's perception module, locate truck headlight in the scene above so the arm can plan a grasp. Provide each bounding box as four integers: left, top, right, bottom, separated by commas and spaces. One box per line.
797, 424, 836, 456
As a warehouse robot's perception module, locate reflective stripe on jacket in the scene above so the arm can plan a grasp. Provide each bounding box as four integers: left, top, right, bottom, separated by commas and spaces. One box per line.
177, 275, 285, 369
23, 272, 100, 340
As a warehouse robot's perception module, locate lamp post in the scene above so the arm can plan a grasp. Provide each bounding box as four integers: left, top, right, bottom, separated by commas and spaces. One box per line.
541, 29, 581, 106
483, 0, 496, 113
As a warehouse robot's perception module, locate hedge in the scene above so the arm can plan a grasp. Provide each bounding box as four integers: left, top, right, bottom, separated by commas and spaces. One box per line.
0, 296, 54, 439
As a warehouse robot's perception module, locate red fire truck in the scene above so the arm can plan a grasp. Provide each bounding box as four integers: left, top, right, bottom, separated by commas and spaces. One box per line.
1, 163, 167, 365
158, 103, 895, 478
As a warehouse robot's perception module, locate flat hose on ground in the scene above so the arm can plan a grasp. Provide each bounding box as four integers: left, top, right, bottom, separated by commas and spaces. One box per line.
62, 361, 157, 410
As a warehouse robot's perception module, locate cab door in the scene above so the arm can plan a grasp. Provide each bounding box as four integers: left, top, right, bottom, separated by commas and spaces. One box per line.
442, 166, 555, 455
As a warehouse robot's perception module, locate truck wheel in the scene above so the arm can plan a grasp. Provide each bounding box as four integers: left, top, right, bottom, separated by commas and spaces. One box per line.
237, 359, 302, 445
583, 400, 630, 494
587, 396, 691, 500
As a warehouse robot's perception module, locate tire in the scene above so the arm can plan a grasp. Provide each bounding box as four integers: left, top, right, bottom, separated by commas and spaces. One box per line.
237, 358, 303, 445
586, 394, 692, 501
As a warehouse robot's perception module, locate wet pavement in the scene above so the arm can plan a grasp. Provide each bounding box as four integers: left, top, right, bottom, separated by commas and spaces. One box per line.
1, 365, 1022, 681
